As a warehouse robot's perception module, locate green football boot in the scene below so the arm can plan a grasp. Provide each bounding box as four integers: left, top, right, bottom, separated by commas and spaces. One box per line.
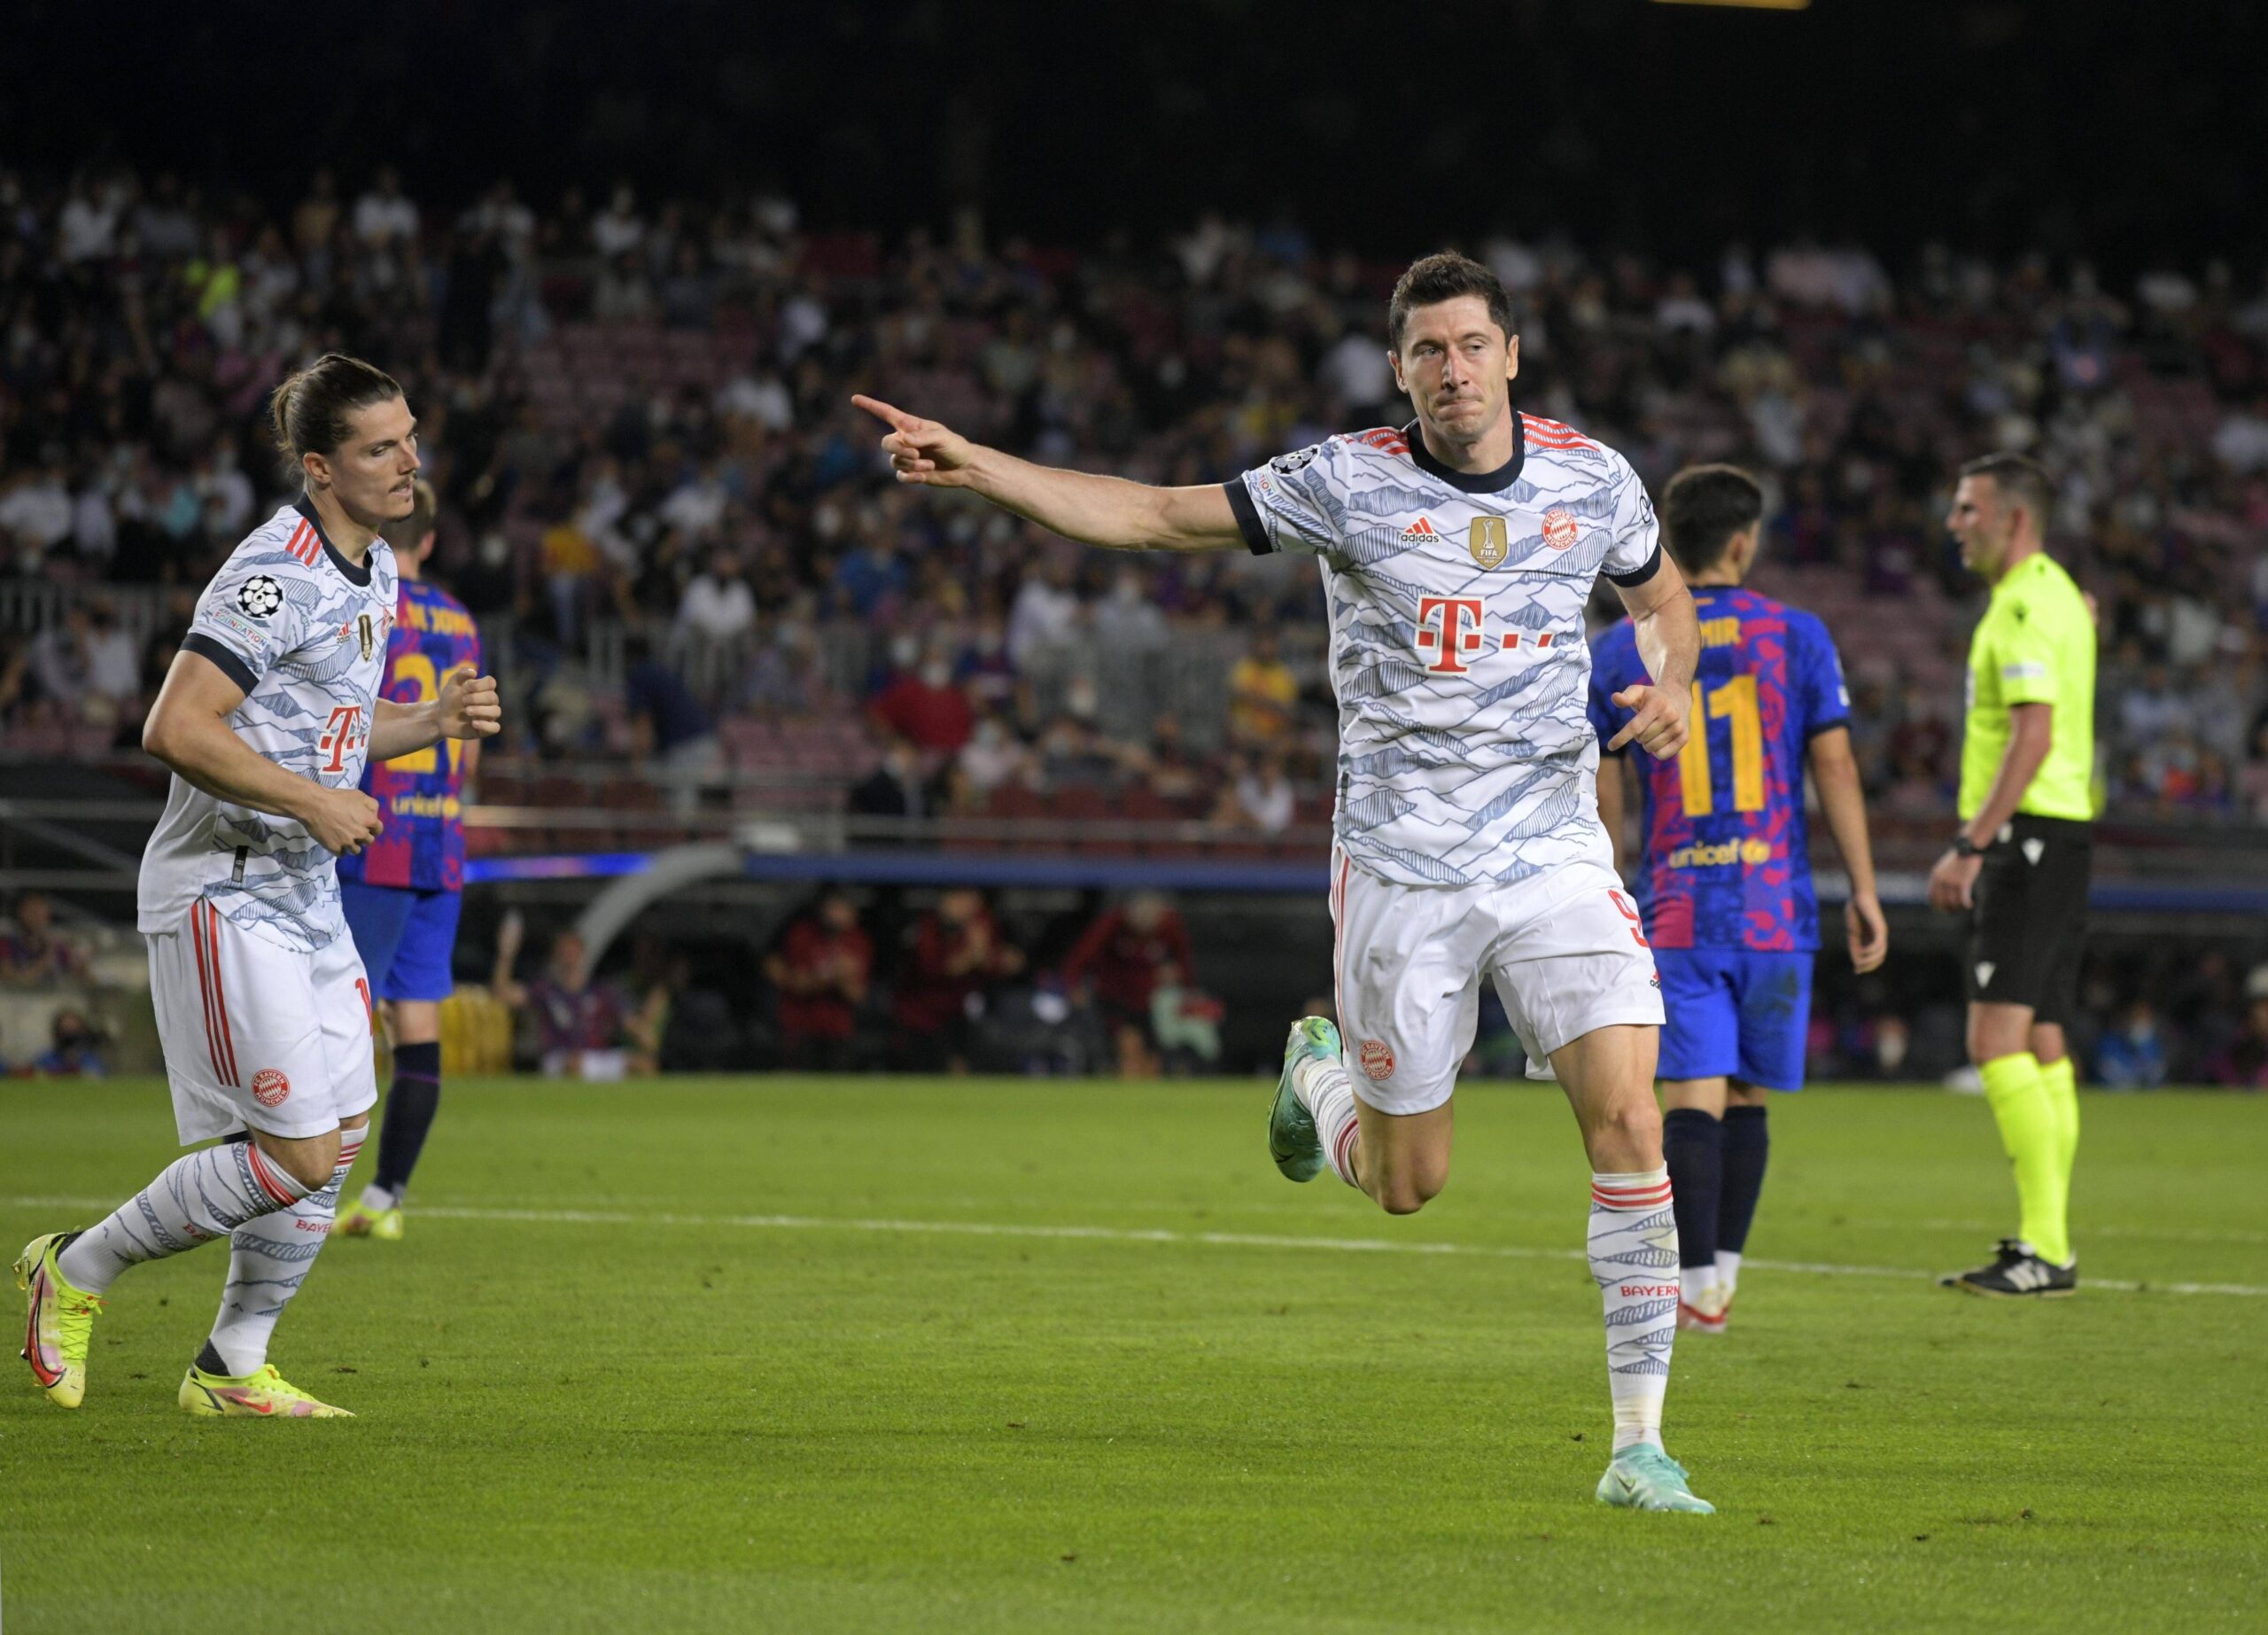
1596, 1444, 1714, 1514
1269, 1016, 1340, 1182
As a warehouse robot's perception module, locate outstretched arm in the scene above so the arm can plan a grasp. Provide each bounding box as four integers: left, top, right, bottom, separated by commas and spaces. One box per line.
852, 395, 1244, 553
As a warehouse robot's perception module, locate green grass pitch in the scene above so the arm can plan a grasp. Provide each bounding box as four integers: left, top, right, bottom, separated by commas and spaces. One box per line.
3, 1078, 2264, 1633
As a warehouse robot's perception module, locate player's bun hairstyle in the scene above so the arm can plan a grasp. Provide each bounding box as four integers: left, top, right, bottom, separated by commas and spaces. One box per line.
379, 478, 439, 557
1958, 452, 2054, 540
1387, 251, 1515, 353
268, 353, 404, 484
1660, 464, 1766, 575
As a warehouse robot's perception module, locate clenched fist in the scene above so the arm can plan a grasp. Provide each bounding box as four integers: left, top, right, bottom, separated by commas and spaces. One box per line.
439, 669, 502, 741
301, 784, 384, 856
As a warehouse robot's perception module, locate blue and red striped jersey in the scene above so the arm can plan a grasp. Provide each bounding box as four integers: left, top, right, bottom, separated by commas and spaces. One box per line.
337, 580, 481, 893
1587, 586, 1849, 952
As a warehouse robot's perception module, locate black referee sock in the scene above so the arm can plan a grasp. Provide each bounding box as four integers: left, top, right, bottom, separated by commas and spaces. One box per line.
1718, 1104, 1770, 1258
1661, 1108, 1723, 1277
373, 1040, 444, 1201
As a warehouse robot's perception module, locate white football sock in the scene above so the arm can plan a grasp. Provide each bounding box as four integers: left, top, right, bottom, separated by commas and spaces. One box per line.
58, 1139, 315, 1295
206, 1127, 363, 1376
1589, 1167, 1679, 1452
1715, 1250, 1743, 1299
1292, 1052, 1363, 1188
1679, 1266, 1719, 1307
359, 1182, 398, 1213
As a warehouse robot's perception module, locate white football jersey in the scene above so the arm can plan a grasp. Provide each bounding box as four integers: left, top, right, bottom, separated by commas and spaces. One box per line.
137, 500, 398, 952
1229, 414, 1661, 888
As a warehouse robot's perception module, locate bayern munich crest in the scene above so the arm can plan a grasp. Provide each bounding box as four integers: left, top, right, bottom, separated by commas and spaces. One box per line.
1358, 1039, 1394, 1080
1542, 509, 1579, 551
252, 1067, 291, 1107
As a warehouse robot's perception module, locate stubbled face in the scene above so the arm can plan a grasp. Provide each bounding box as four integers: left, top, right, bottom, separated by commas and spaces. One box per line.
1390, 294, 1518, 448
308, 394, 420, 528
1946, 475, 2012, 578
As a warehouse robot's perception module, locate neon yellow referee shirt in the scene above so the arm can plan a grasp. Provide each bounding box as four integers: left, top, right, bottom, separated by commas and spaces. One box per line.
1959, 550, 2095, 822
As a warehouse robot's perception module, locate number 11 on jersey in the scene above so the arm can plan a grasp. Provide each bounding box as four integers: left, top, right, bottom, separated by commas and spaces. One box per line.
1676, 675, 1763, 816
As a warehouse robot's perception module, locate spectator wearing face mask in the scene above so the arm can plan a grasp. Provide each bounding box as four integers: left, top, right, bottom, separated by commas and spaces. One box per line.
953, 710, 1031, 806
953, 611, 1018, 712
2094, 999, 2168, 1089
870, 641, 974, 753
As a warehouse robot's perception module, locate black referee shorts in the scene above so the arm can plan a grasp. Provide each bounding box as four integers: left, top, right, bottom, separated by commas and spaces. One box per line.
1963, 814, 2092, 1024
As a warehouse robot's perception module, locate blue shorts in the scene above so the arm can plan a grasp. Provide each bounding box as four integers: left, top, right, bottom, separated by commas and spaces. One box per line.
340, 881, 463, 1004
1655, 949, 1812, 1092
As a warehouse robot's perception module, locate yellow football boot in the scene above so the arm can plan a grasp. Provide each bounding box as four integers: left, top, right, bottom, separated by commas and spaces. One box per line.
15, 1232, 103, 1408
337, 1201, 405, 1241
180, 1362, 354, 1418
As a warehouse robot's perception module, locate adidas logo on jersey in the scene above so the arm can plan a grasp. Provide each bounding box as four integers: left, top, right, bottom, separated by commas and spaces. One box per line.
1399, 517, 1440, 543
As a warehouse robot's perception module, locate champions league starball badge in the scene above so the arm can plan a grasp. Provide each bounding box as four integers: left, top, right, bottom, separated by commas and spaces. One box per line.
237, 575, 285, 619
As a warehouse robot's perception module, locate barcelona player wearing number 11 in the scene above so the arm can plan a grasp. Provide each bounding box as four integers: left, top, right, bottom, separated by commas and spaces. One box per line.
1588, 465, 1888, 1334
336, 479, 481, 1241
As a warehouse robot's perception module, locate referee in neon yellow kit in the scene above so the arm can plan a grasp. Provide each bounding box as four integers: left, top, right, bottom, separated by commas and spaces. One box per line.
1929, 453, 2094, 1297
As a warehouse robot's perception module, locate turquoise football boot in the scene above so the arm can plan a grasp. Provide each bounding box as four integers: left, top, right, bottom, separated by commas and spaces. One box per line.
1269, 1017, 1341, 1182
1596, 1444, 1715, 1514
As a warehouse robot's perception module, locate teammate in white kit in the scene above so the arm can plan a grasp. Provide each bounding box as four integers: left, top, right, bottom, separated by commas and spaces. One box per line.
855, 252, 1711, 1511
15, 354, 501, 1418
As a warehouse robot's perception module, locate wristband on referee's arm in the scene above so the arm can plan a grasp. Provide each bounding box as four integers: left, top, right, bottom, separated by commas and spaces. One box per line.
1950, 833, 1983, 859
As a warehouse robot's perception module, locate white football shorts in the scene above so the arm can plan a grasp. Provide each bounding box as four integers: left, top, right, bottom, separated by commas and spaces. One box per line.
147, 899, 379, 1144
1328, 848, 1665, 1116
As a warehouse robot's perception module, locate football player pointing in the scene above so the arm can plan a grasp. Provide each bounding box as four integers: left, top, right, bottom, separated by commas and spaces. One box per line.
16, 354, 501, 1419
856, 252, 1713, 1513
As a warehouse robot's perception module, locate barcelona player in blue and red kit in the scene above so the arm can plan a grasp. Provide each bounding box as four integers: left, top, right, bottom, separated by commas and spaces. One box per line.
1588, 465, 1887, 1334
337, 480, 481, 1241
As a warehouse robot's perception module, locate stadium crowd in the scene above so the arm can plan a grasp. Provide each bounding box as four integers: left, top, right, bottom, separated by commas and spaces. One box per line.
4, 167, 2268, 1080
4, 167, 2268, 817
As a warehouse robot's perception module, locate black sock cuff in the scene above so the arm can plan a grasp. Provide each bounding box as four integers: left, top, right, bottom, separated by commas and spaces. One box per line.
1662, 1107, 1724, 1142
393, 1040, 443, 1082
1722, 1104, 1769, 1142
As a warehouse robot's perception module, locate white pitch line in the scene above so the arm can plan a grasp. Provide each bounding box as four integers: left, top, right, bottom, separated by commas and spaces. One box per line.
7, 1195, 2264, 1298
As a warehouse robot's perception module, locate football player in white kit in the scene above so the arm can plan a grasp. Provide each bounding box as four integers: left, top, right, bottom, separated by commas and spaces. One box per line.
16, 353, 500, 1418
855, 252, 1712, 1511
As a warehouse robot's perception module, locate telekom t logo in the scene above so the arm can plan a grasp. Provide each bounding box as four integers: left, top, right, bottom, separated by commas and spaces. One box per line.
319, 705, 364, 773
1414, 596, 1486, 674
